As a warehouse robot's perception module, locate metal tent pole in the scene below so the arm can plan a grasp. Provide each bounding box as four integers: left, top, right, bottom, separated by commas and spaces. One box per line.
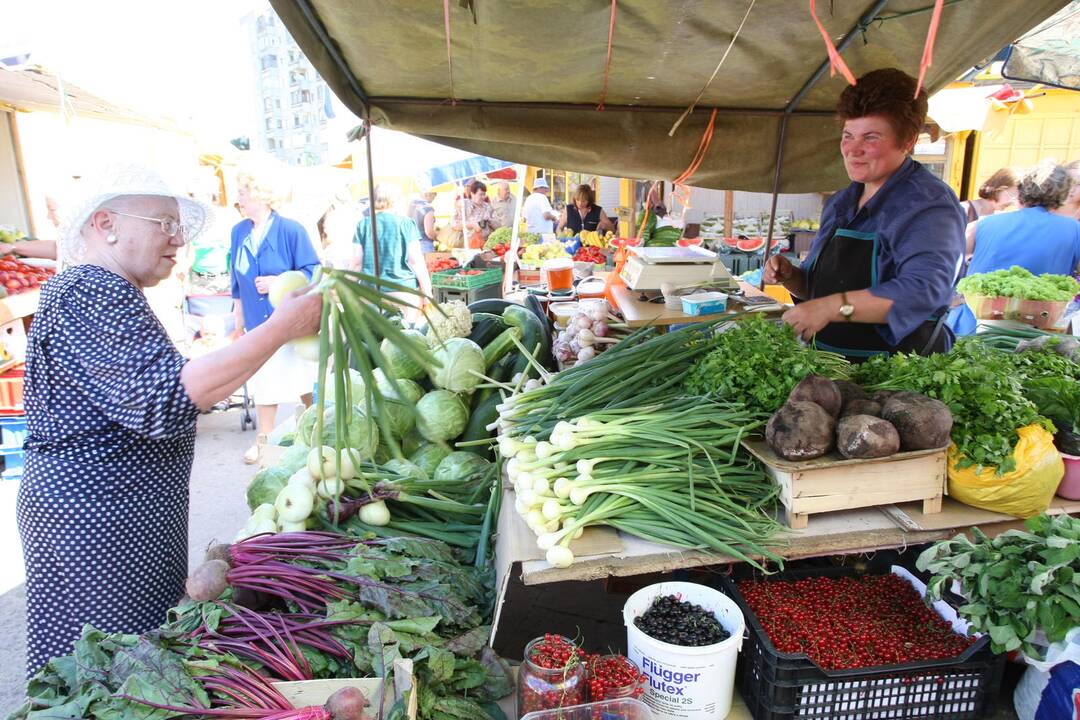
363, 112, 380, 290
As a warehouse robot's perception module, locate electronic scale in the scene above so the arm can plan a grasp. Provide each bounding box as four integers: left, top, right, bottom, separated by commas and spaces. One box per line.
619, 246, 738, 292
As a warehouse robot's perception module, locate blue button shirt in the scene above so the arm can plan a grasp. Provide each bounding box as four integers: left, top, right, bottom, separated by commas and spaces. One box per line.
804, 157, 965, 346
230, 212, 321, 331
968, 206, 1080, 277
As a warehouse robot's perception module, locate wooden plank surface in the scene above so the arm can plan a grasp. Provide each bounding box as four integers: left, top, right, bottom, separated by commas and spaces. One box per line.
611, 281, 782, 328
742, 438, 945, 472
0, 289, 40, 324
500, 494, 1078, 586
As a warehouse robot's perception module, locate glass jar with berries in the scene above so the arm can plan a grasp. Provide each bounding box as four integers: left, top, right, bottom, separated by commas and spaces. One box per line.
586, 654, 647, 702
517, 634, 587, 716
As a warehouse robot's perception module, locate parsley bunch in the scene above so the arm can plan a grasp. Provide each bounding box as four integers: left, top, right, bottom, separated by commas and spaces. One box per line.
957, 266, 1079, 302
683, 315, 850, 414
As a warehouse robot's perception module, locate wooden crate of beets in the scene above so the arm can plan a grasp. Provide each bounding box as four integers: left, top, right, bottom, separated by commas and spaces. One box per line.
714, 552, 1004, 720
741, 439, 946, 529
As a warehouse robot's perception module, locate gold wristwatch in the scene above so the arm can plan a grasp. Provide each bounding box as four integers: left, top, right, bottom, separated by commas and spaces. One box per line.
839, 292, 854, 321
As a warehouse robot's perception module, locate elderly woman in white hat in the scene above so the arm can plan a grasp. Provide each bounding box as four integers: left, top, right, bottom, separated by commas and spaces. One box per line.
16, 165, 321, 675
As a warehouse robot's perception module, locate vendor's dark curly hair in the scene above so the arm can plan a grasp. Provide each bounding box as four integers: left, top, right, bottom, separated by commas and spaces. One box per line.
836, 68, 928, 148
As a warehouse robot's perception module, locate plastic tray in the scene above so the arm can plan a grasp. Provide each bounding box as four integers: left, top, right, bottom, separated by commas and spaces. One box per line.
432, 267, 502, 289
0, 415, 26, 452
714, 551, 1004, 720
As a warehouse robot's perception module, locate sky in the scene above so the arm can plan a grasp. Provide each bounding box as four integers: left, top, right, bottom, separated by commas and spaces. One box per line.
1, 0, 267, 143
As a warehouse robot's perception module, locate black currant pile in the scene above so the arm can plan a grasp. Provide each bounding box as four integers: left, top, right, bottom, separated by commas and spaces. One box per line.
633, 594, 729, 647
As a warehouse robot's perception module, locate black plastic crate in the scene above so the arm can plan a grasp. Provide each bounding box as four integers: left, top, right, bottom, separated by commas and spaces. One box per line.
714, 552, 1004, 720
433, 281, 502, 306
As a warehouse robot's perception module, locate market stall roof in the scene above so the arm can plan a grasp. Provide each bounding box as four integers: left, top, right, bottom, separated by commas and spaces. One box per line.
0, 65, 178, 129
271, 0, 1068, 193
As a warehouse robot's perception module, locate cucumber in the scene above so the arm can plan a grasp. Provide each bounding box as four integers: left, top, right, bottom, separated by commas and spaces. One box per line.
467, 312, 508, 347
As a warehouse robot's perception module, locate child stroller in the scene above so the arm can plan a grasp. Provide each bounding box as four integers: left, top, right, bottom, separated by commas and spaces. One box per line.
184, 292, 256, 431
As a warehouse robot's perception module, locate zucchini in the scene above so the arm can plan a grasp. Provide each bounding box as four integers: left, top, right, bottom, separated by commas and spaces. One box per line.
467, 312, 508, 347
483, 326, 523, 369
467, 298, 515, 315
525, 295, 555, 370
503, 304, 547, 377
462, 355, 514, 457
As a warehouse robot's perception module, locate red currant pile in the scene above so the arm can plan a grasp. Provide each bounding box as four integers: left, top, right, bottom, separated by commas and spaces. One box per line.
737, 573, 975, 670
517, 634, 588, 715
586, 654, 647, 702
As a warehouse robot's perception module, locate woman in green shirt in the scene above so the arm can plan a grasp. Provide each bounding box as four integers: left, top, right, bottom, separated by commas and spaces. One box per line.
352, 185, 433, 318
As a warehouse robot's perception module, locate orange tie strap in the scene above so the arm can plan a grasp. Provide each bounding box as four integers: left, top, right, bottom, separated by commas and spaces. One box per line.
442, 0, 458, 104
597, 0, 618, 110
809, 0, 857, 86
914, 0, 945, 98
637, 181, 659, 239
672, 109, 718, 186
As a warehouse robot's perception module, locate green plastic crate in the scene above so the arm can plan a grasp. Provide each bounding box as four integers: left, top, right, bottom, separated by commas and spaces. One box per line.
432, 267, 502, 289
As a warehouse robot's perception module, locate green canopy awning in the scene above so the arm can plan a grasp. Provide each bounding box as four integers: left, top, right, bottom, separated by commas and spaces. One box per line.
270, 0, 1068, 192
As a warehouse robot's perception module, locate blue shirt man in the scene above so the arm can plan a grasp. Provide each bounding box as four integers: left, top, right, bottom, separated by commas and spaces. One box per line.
968, 206, 1080, 276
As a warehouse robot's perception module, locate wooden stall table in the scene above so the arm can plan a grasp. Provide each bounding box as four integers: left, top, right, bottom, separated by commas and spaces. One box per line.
491, 485, 1080, 645
610, 281, 784, 329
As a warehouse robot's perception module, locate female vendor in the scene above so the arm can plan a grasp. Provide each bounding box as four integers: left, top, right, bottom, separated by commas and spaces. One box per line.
558, 184, 615, 235
764, 68, 965, 360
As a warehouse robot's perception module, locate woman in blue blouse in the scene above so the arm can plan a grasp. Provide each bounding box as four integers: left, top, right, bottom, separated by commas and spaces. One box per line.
230, 168, 322, 463
764, 68, 965, 360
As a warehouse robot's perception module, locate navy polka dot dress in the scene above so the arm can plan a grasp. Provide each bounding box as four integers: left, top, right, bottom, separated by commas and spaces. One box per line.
16, 264, 200, 677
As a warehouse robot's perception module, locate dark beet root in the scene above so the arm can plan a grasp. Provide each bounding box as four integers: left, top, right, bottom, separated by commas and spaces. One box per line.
185, 559, 230, 602
881, 394, 953, 450
788, 375, 842, 418
326, 686, 368, 720
841, 398, 882, 418
837, 415, 901, 459
835, 380, 869, 406
766, 401, 836, 460
203, 543, 232, 565
231, 586, 271, 610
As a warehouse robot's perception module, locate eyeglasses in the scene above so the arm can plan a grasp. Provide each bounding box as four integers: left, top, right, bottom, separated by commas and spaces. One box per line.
107, 210, 187, 238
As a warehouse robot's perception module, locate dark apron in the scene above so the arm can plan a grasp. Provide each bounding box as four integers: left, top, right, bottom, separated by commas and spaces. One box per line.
807, 226, 948, 360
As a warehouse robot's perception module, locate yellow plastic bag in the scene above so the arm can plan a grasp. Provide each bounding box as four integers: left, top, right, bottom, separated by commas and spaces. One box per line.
947, 424, 1063, 517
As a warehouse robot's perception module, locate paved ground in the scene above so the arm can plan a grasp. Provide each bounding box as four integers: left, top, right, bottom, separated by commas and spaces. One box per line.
0, 406, 284, 717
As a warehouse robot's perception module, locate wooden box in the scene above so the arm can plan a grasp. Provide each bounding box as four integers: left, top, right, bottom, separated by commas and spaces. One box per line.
742, 440, 946, 529
273, 659, 416, 718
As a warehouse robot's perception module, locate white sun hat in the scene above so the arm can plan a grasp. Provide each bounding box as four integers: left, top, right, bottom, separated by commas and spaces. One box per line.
62, 164, 211, 263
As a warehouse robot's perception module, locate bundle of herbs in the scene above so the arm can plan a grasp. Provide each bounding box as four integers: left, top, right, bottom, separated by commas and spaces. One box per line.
917, 513, 1080, 659
683, 315, 850, 414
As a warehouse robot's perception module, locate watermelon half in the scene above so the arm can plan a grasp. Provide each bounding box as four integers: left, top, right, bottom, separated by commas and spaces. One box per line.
722, 237, 740, 249
736, 237, 766, 253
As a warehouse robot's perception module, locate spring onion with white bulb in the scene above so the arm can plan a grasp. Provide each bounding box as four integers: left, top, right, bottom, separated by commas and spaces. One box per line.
502, 395, 785, 570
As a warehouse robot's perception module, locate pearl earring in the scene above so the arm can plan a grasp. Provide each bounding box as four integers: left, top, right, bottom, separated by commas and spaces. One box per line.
106, 233, 118, 244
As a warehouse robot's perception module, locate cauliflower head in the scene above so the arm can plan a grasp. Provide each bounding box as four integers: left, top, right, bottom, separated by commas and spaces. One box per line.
424, 300, 473, 346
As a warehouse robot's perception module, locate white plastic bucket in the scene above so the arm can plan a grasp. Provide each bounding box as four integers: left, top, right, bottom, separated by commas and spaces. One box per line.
623, 582, 743, 720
